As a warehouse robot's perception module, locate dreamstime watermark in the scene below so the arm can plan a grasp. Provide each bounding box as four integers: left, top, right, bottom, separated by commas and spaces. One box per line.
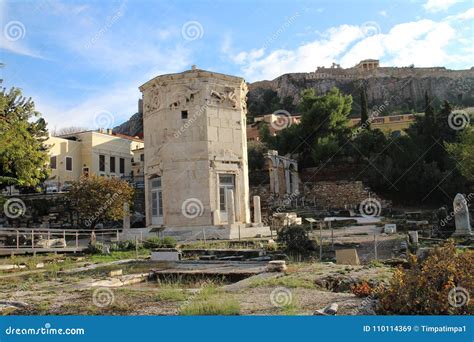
270, 287, 293, 307
181, 21, 204, 41
448, 110, 470, 131
262, 190, 300, 227
439, 193, 473, 227
352, 78, 412, 139
93, 110, 115, 129
84, 2, 126, 49
3, 21, 26, 41
351, 99, 389, 138
84, 191, 122, 227
359, 198, 382, 218
92, 287, 115, 308
262, 12, 300, 50
3, 198, 26, 219
181, 198, 204, 219
360, 21, 381, 37
448, 286, 470, 308
5, 323, 85, 336
174, 100, 210, 138
355, 283, 387, 314
270, 109, 293, 131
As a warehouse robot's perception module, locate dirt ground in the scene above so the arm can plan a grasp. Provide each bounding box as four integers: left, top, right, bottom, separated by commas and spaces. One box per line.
0, 226, 399, 316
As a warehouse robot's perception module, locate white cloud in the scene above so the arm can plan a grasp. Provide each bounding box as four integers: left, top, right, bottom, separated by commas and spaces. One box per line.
35, 83, 140, 130
342, 19, 455, 67
235, 25, 362, 81
423, 0, 466, 12
445, 7, 474, 20
233, 16, 469, 82
0, 39, 46, 59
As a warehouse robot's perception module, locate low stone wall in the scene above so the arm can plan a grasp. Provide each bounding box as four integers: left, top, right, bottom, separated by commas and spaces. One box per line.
250, 180, 388, 211
0, 193, 79, 229
303, 181, 387, 209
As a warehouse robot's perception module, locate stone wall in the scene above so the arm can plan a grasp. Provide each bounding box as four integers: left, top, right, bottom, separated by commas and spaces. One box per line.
303, 181, 387, 209
250, 180, 389, 211
0, 193, 79, 229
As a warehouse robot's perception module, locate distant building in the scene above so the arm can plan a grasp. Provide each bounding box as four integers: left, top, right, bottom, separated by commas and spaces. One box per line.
45, 129, 144, 190
349, 113, 417, 136
355, 59, 380, 71
131, 146, 145, 187
247, 113, 301, 142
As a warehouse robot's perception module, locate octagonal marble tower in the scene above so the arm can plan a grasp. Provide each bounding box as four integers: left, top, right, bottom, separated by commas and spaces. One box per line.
139, 67, 266, 238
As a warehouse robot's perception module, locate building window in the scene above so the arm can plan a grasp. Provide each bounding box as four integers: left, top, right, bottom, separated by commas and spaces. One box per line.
151, 177, 163, 217
65, 157, 73, 171
140, 153, 144, 161
219, 174, 235, 211
181, 110, 188, 119
50, 156, 57, 169
110, 156, 116, 173
119, 158, 125, 174
99, 155, 105, 172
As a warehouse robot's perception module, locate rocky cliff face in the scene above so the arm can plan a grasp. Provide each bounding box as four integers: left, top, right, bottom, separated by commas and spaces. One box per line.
115, 66, 474, 135
248, 66, 474, 115
113, 111, 143, 137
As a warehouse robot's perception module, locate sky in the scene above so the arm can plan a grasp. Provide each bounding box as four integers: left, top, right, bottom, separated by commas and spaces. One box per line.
1, 0, 473, 130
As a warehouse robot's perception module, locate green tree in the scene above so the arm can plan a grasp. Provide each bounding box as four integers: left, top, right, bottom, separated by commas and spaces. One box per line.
247, 141, 266, 172
446, 127, 474, 182
67, 175, 134, 229
0, 87, 50, 190
359, 86, 369, 128
281, 95, 296, 113
299, 87, 352, 166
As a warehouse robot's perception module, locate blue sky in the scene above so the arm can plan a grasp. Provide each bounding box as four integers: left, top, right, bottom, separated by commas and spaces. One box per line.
1, 0, 473, 130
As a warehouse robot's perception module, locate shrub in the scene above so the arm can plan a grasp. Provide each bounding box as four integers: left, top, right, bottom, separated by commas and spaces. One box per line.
351, 282, 374, 298
277, 226, 315, 254
378, 240, 473, 314
87, 242, 107, 254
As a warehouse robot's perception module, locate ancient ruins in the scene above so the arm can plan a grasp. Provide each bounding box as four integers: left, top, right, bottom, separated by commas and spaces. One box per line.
139, 67, 270, 239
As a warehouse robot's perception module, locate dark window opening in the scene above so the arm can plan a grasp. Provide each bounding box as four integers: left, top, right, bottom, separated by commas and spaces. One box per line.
50, 156, 57, 169
99, 155, 105, 172
110, 156, 116, 173
65, 157, 73, 171
119, 158, 125, 174
181, 110, 188, 119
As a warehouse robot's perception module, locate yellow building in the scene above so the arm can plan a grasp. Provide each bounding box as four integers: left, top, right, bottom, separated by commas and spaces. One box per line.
131, 147, 145, 187
45, 129, 144, 190
349, 114, 417, 136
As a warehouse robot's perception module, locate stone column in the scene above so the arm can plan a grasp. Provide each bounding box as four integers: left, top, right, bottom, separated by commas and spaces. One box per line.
253, 196, 262, 224
226, 189, 235, 225
453, 193, 472, 236
284, 167, 291, 194
123, 202, 131, 230
291, 172, 300, 195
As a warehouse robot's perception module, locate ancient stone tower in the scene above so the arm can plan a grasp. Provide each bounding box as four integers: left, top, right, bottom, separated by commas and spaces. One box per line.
140, 67, 265, 238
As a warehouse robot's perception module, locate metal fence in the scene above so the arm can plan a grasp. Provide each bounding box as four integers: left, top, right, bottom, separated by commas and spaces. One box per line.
0, 228, 123, 256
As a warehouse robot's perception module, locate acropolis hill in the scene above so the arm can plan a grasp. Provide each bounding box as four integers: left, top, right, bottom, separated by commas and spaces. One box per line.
114, 60, 474, 136
248, 60, 474, 115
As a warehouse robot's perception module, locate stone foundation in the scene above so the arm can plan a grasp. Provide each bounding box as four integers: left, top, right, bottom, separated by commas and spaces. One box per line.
121, 224, 272, 241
